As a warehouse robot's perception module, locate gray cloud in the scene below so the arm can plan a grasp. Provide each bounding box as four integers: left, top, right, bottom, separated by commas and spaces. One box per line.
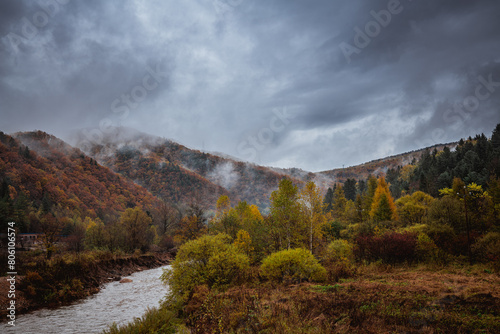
1, 0, 500, 172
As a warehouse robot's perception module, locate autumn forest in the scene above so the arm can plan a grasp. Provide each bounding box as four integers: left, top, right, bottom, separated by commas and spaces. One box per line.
1, 124, 500, 333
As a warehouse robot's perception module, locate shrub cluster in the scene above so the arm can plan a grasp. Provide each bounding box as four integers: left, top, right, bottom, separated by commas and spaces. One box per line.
323, 240, 356, 281
161, 233, 250, 302
260, 248, 326, 283
415, 232, 439, 262
472, 232, 500, 269
325, 239, 354, 262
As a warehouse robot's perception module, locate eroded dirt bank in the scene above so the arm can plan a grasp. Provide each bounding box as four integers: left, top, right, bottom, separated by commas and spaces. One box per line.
0, 252, 173, 320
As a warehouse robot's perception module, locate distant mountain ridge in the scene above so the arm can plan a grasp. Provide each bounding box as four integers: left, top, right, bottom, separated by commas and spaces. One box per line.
71, 128, 458, 208
2, 128, 459, 211
318, 142, 459, 184
72, 128, 301, 209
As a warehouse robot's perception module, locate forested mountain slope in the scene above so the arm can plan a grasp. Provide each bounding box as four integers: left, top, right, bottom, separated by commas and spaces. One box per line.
75, 128, 301, 209
0, 131, 158, 231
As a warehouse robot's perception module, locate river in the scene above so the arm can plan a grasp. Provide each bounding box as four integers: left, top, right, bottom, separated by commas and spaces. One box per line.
1, 265, 171, 334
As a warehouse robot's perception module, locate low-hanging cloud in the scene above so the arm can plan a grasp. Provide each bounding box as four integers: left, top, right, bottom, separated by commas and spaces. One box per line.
207, 162, 240, 190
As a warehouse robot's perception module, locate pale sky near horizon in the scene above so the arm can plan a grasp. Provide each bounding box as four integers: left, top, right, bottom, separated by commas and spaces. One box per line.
1, 0, 500, 172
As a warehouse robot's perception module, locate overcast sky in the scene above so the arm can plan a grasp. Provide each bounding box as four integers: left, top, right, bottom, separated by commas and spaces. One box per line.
1, 0, 500, 172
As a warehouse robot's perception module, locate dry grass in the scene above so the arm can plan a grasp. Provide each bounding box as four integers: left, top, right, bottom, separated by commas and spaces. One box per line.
181, 264, 500, 333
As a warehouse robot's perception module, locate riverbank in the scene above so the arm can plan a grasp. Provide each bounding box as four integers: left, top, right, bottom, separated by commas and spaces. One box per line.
0, 251, 173, 320
107, 264, 500, 333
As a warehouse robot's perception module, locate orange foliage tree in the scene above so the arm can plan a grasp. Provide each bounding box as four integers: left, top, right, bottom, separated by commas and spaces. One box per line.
370, 176, 398, 222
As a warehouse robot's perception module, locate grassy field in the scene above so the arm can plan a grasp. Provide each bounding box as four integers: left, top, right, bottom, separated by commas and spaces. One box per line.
105, 263, 500, 333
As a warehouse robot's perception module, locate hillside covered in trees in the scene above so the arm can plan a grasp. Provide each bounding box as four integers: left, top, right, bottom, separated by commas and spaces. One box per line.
109, 124, 500, 333
0, 131, 158, 231
77, 128, 303, 209
318, 143, 458, 184
2, 124, 499, 257
207, 123, 500, 266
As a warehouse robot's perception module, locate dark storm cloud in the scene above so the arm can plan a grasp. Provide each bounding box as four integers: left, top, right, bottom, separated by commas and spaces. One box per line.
0, 0, 175, 135
1, 0, 499, 171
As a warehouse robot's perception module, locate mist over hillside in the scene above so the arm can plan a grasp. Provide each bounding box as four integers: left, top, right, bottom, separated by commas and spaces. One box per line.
70, 127, 460, 207
72, 128, 302, 209
1, 127, 463, 212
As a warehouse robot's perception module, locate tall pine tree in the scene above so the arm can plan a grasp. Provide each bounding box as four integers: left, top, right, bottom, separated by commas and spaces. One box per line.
362, 175, 378, 220
323, 187, 334, 213
370, 176, 398, 221
344, 178, 357, 201
491, 123, 500, 151
332, 185, 347, 221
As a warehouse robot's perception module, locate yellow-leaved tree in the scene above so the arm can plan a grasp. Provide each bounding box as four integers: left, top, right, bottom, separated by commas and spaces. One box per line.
120, 207, 153, 252
299, 181, 327, 254
395, 191, 435, 226
211, 195, 240, 238
270, 178, 301, 250
439, 177, 493, 264
370, 176, 398, 222
233, 229, 254, 256
216, 195, 231, 216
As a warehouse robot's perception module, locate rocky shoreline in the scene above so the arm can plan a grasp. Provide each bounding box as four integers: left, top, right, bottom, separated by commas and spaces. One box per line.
0, 252, 173, 321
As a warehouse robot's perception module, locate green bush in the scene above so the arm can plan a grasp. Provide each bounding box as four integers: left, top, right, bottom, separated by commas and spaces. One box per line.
207, 249, 250, 288
472, 232, 500, 269
161, 233, 250, 302
260, 248, 326, 283
324, 240, 356, 281
104, 307, 179, 334
325, 239, 354, 262
415, 232, 439, 263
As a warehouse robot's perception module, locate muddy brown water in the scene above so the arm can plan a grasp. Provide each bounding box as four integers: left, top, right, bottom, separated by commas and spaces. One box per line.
1, 265, 171, 334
